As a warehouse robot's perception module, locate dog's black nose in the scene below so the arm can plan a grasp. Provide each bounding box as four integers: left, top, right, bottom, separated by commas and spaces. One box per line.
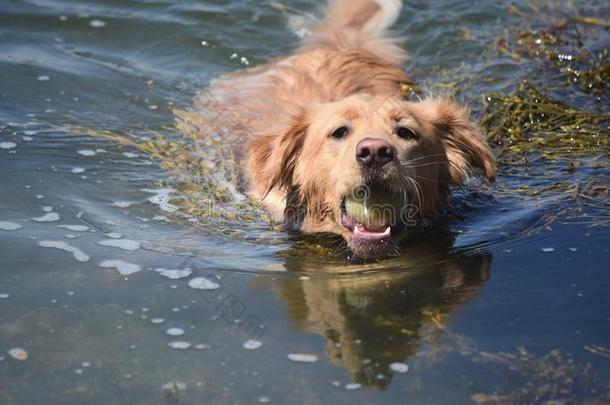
356, 138, 394, 167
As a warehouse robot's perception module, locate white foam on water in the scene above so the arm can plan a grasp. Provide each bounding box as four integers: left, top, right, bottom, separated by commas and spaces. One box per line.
42, 206, 53, 212
100, 260, 141, 276
157, 268, 192, 280
39, 240, 90, 262
22, 136, 34, 141
286, 14, 314, 39
0, 142, 17, 150
8, 348, 28, 361
71, 167, 85, 174
389, 362, 409, 373
161, 382, 187, 391
106, 232, 122, 239
166, 328, 185, 336
345, 383, 361, 391
90, 19, 106, 27
142, 188, 178, 213
151, 318, 165, 324
112, 201, 135, 208
37, 75, 50, 81
58, 225, 89, 232
168, 341, 191, 350
77, 149, 96, 157
542, 247, 555, 253
33, 212, 60, 222
0, 222, 22, 231
287, 353, 319, 363
212, 172, 247, 203
188, 277, 220, 290
99, 239, 140, 251
0, 293, 10, 299
243, 340, 263, 350
122, 152, 138, 158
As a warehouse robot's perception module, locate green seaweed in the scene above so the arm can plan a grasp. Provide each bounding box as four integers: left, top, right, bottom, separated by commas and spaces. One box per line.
501, 18, 609, 96
463, 0, 610, 97
482, 82, 609, 160
472, 348, 610, 404
72, 125, 277, 237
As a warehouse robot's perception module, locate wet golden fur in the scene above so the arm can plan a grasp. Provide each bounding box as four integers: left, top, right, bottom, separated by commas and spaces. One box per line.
195, 0, 496, 257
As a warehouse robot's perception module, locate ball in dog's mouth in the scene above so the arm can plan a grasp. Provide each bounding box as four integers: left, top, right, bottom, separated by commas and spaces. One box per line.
340, 184, 409, 259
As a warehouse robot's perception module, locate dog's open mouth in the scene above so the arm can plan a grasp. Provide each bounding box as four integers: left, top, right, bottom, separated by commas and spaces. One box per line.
340, 184, 409, 258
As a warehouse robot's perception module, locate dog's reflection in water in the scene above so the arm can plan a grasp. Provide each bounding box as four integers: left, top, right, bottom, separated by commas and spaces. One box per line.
265, 235, 491, 389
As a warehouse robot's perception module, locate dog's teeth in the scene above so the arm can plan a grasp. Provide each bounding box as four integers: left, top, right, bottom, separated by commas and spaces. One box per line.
383, 227, 391, 236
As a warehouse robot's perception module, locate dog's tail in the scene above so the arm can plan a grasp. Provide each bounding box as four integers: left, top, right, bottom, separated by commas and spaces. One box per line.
305, 0, 406, 64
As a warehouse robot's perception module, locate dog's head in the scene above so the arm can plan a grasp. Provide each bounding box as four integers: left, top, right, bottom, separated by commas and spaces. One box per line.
249, 94, 495, 259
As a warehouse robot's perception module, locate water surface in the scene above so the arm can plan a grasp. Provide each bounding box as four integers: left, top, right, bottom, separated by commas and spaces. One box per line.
1, 0, 609, 403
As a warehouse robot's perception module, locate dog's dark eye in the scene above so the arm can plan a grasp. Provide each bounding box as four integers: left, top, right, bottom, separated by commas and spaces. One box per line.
330, 126, 350, 140
396, 126, 419, 140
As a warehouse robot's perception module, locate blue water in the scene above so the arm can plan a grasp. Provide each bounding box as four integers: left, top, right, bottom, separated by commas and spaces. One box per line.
1, 0, 609, 403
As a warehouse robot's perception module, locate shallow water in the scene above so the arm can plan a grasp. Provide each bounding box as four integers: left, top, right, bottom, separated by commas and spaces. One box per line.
1, 0, 609, 403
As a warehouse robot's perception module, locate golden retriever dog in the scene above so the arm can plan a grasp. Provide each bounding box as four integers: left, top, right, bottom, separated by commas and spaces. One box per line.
195, 0, 496, 259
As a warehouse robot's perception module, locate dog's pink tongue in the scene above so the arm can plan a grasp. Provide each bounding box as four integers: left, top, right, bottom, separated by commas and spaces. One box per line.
353, 225, 391, 240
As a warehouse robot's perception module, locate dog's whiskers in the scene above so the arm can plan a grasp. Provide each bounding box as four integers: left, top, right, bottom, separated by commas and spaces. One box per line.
400, 158, 468, 174
400, 161, 450, 169
401, 154, 448, 165
413, 175, 458, 183
401, 172, 423, 213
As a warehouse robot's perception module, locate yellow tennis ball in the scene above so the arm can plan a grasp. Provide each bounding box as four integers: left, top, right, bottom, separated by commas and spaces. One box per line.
345, 186, 405, 228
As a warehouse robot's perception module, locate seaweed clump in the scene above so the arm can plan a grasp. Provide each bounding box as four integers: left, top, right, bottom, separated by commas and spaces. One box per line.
472, 348, 610, 404
480, 82, 609, 227
473, 1, 610, 228
498, 0, 610, 98
482, 82, 609, 160
74, 123, 277, 236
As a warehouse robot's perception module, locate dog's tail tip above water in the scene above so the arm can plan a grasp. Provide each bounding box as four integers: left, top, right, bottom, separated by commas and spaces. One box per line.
327, 0, 402, 33
305, 0, 406, 64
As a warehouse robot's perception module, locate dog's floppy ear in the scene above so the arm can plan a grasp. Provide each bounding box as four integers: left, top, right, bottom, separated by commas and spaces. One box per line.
420, 98, 496, 184
248, 108, 309, 198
